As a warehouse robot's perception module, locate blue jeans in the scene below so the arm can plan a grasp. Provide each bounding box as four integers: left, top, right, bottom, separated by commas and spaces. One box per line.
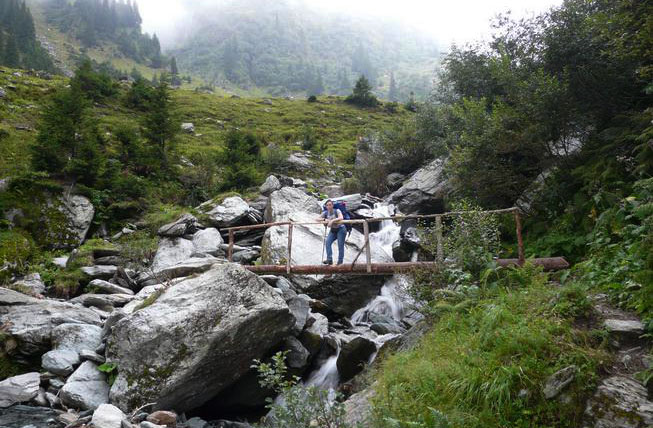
325, 226, 346, 264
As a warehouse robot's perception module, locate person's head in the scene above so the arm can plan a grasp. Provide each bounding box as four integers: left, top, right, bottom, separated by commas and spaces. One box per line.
325, 199, 334, 212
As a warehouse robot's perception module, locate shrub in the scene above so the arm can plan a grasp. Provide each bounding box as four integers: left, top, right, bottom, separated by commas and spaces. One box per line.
300, 125, 318, 151
307, 95, 318, 102
254, 352, 348, 428
0, 230, 36, 283
345, 75, 379, 108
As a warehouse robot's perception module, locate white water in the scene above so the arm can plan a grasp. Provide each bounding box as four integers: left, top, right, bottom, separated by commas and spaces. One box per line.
305, 203, 408, 391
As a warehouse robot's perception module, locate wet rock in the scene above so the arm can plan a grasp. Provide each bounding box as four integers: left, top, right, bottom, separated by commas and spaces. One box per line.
186, 418, 209, 428
107, 264, 294, 413
41, 349, 80, 376
260, 175, 282, 196
583, 376, 653, 427
299, 311, 329, 357
282, 336, 310, 370
92, 404, 126, 428
158, 214, 201, 237
192, 228, 224, 256
0, 372, 40, 407
88, 279, 135, 295
60, 361, 109, 410
337, 337, 377, 382
81, 265, 118, 280
543, 365, 577, 399
0, 288, 101, 356
388, 158, 448, 214
200, 196, 251, 228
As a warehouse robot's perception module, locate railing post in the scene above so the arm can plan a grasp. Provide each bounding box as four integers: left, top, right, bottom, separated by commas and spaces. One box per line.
228, 230, 234, 262
514, 209, 525, 265
436, 215, 444, 263
364, 220, 371, 273
287, 223, 293, 274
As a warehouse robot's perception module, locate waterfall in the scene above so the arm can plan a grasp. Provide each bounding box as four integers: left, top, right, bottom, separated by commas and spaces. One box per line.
304, 202, 408, 391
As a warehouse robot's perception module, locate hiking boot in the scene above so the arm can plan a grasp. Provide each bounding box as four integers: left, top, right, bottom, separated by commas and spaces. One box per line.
323, 260, 332, 265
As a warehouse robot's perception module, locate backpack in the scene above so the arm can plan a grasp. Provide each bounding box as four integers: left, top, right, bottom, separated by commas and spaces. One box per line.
323, 200, 352, 235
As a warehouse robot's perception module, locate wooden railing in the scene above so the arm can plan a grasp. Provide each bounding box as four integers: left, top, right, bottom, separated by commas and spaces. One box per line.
222, 207, 538, 274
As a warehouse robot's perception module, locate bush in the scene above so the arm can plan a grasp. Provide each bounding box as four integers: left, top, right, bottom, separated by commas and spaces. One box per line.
262, 144, 290, 172
301, 125, 318, 151
254, 352, 348, 428
220, 130, 263, 190
345, 76, 379, 108
0, 230, 36, 283
307, 95, 318, 102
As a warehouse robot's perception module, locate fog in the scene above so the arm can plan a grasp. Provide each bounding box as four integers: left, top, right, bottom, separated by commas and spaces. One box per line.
137, 0, 562, 50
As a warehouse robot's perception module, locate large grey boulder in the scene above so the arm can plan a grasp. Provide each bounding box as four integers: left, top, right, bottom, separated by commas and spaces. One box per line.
60, 361, 110, 410
264, 187, 321, 223
58, 194, 95, 245
0, 372, 40, 407
157, 213, 201, 237
0, 287, 101, 356
0, 405, 63, 428
388, 158, 449, 214
259, 175, 282, 196
603, 319, 645, 345
106, 264, 295, 413
200, 196, 250, 228
151, 238, 194, 272
343, 387, 375, 427
583, 376, 653, 428
192, 227, 224, 256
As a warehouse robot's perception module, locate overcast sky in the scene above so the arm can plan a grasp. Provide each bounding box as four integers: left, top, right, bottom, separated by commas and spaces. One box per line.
137, 0, 563, 49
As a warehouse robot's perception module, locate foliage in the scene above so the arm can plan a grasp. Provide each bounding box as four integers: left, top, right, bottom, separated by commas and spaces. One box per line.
142, 75, 179, 170
254, 352, 348, 428
0, 230, 36, 283
98, 362, 118, 386
346, 76, 379, 108
220, 130, 263, 190
372, 273, 607, 427
378, 121, 434, 175
300, 125, 318, 151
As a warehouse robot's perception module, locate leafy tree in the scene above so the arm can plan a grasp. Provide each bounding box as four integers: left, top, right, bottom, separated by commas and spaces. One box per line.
345, 75, 379, 107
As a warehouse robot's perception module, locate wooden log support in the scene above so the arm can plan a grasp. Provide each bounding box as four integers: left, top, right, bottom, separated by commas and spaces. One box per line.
435, 215, 443, 262
242, 257, 569, 275
287, 223, 293, 274
363, 220, 371, 273
228, 230, 234, 262
513, 209, 525, 265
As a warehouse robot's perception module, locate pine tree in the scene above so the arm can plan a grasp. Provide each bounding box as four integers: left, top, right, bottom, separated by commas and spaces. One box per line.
4, 33, 19, 67
346, 75, 378, 107
388, 72, 398, 102
143, 75, 178, 169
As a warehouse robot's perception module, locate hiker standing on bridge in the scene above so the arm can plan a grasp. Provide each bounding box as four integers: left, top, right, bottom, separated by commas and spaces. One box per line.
318, 199, 346, 265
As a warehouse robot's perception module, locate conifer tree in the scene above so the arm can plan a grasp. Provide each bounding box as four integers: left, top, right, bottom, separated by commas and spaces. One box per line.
388, 72, 398, 102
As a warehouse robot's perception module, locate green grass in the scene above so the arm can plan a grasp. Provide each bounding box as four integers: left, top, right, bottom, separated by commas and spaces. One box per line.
372, 266, 608, 428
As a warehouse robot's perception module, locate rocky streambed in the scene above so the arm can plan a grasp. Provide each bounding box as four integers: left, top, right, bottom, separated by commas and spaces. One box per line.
0, 176, 429, 428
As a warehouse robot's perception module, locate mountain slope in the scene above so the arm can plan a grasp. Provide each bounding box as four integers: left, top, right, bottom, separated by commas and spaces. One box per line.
169, 0, 440, 100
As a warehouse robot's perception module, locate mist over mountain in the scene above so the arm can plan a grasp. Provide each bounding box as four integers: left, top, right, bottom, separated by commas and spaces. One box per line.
167, 0, 440, 99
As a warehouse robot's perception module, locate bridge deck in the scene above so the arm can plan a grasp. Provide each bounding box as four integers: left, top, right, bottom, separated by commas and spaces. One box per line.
244, 257, 569, 275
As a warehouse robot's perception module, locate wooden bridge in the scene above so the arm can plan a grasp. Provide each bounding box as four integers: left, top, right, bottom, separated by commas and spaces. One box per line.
223, 207, 569, 275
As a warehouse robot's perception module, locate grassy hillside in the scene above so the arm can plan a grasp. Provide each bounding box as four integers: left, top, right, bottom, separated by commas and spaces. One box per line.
0, 65, 410, 179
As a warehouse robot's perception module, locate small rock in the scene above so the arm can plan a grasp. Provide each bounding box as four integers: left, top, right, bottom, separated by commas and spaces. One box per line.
146, 410, 177, 427
543, 365, 577, 399
186, 417, 209, 428
41, 349, 80, 376
52, 256, 69, 268
11, 273, 46, 295
60, 361, 109, 410
141, 422, 166, 428
31, 388, 48, 407
0, 87, 6, 98
181, 123, 195, 133
79, 349, 106, 364
0, 372, 40, 408
259, 175, 282, 196
88, 279, 134, 295
81, 265, 118, 280
92, 403, 125, 428
603, 319, 644, 344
